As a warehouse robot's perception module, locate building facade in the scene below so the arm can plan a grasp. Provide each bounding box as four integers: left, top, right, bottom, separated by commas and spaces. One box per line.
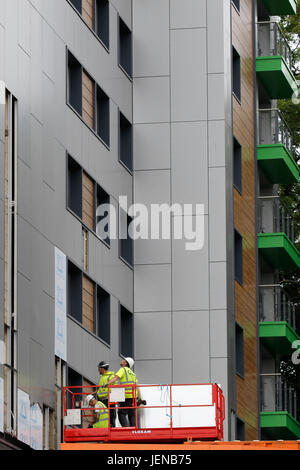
0, 0, 299, 449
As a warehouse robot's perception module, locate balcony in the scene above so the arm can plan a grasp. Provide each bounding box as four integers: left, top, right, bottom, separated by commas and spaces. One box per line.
260, 374, 300, 439
258, 109, 300, 184
259, 285, 298, 355
256, 22, 298, 99
258, 196, 300, 271
262, 0, 297, 16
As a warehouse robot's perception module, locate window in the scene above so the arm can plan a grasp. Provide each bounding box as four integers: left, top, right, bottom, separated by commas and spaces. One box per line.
67, 367, 82, 409
235, 323, 244, 377
96, 85, 110, 147
119, 16, 132, 78
232, 0, 240, 12
120, 305, 133, 357
233, 138, 242, 193
68, 51, 82, 115
96, 185, 110, 245
68, 156, 82, 218
120, 209, 133, 267
119, 111, 133, 172
234, 229, 243, 285
67, 154, 110, 246
97, 286, 110, 345
232, 47, 241, 102
68, 261, 83, 323
96, 0, 110, 49
68, 0, 110, 50
67, 260, 111, 340
236, 416, 245, 440
67, 51, 110, 147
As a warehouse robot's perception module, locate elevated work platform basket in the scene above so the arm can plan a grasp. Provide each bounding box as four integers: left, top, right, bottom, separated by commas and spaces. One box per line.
63, 383, 225, 444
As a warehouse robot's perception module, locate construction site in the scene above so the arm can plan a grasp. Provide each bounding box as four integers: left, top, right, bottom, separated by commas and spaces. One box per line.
0, 0, 300, 454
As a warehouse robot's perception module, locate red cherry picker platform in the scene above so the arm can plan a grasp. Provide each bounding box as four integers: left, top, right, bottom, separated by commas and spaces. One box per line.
62, 383, 225, 444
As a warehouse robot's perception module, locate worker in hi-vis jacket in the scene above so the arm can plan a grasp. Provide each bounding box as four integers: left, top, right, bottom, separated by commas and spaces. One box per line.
85, 394, 109, 429
97, 361, 116, 427
105, 357, 140, 428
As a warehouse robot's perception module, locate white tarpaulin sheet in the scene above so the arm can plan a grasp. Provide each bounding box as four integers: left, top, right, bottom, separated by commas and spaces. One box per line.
55, 247, 67, 361
18, 389, 30, 446
138, 384, 216, 429
30, 403, 43, 450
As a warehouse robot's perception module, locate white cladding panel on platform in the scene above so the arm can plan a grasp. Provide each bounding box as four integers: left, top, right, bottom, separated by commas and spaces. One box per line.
138, 384, 216, 429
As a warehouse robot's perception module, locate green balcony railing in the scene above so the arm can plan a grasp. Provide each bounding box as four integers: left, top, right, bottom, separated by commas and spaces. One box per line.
256, 22, 298, 99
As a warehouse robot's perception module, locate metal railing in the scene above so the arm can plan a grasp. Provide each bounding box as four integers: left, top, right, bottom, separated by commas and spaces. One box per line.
257, 21, 294, 70
259, 285, 296, 330
258, 108, 295, 158
260, 374, 297, 419
258, 196, 295, 243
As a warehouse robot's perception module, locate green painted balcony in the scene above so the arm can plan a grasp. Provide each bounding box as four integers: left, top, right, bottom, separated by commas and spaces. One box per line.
259, 321, 299, 355
261, 412, 300, 440
258, 109, 299, 185
261, 375, 300, 439
262, 0, 297, 16
258, 233, 300, 271
257, 22, 298, 99
258, 197, 300, 271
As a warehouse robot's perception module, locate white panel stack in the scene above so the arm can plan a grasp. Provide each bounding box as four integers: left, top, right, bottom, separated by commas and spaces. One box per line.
138, 384, 216, 429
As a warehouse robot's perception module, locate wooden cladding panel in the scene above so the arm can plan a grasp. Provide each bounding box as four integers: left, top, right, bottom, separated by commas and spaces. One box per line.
82, 172, 95, 230
82, 0, 94, 29
82, 275, 94, 333
232, 1, 258, 441
82, 71, 94, 129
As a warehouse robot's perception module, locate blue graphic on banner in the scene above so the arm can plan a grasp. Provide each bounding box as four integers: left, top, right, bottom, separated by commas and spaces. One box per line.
55, 248, 67, 361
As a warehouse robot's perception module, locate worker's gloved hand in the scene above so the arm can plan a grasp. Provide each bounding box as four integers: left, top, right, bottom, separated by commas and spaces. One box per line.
137, 398, 147, 406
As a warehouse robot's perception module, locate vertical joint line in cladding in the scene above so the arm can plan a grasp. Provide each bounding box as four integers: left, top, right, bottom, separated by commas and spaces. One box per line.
168, 0, 173, 384
206, 0, 211, 383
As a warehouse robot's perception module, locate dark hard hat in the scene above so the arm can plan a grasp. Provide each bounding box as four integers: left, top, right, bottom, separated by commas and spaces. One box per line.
98, 361, 109, 369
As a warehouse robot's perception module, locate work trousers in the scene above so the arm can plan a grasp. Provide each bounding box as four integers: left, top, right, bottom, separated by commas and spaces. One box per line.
118, 398, 137, 428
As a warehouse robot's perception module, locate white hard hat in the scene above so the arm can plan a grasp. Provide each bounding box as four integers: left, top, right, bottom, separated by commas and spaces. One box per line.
125, 357, 134, 369
85, 394, 95, 406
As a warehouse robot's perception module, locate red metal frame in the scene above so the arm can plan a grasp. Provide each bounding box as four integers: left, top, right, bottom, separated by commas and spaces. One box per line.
63, 383, 225, 443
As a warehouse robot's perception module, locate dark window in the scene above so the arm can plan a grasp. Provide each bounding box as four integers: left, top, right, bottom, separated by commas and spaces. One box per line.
119, 111, 133, 172
233, 138, 242, 193
119, 16, 132, 78
96, 86, 110, 146
97, 286, 110, 345
120, 305, 133, 357
120, 209, 133, 267
68, 155, 82, 218
236, 323, 244, 377
68, 51, 82, 115
232, 0, 240, 12
67, 367, 82, 409
96, 185, 110, 245
96, 0, 110, 49
236, 416, 245, 440
68, 261, 83, 323
69, 0, 82, 14
234, 229, 243, 285
232, 47, 241, 102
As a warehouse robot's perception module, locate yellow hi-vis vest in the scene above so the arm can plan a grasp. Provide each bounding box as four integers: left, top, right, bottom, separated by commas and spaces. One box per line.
93, 401, 109, 429
116, 367, 138, 399
97, 371, 115, 399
